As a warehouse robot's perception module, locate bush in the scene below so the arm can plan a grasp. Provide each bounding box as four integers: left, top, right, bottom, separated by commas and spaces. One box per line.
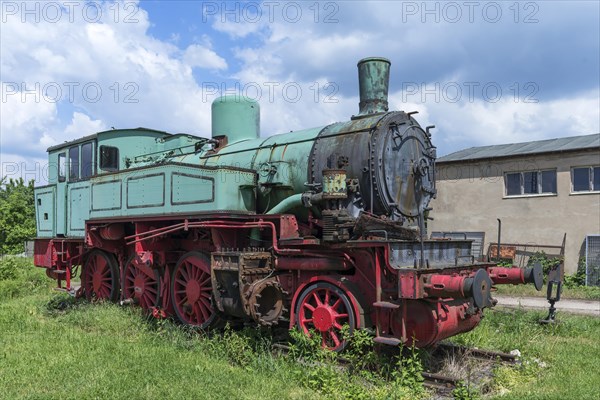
564, 257, 587, 288
527, 252, 562, 282
0, 177, 36, 254
0, 256, 50, 300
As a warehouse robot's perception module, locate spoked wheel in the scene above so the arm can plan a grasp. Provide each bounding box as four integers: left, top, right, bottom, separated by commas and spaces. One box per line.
171, 251, 217, 328
82, 250, 120, 301
123, 257, 160, 310
295, 282, 356, 352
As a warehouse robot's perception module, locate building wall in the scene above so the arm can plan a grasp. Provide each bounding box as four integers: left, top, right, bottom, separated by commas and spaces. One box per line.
429, 150, 600, 274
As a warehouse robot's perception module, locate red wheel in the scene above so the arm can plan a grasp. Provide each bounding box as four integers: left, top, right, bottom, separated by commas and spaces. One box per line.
295, 282, 356, 351
82, 250, 119, 301
124, 257, 160, 310
171, 251, 216, 328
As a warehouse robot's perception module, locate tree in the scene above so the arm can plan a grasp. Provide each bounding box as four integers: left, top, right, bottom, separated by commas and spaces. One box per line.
0, 177, 36, 254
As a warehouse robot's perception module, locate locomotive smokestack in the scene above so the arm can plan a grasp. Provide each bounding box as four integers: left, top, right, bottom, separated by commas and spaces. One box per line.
357, 57, 390, 116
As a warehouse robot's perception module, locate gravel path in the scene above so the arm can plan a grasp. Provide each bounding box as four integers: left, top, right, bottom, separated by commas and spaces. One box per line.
494, 295, 600, 317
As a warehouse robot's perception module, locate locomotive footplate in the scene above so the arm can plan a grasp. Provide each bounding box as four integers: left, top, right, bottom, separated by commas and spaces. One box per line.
211, 251, 286, 325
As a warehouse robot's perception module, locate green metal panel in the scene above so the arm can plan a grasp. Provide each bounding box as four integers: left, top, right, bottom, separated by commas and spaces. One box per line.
126, 173, 165, 208
212, 95, 260, 144
91, 180, 122, 211
199, 125, 324, 213
88, 163, 256, 220
171, 173, 213, 204
34, 186, 56, 237
56, 175, 67, 236
47, 152, 59, 185
68, 182, 90, 236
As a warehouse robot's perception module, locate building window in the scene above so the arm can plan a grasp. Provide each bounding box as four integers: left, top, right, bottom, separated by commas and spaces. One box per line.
100, 145, 119, 171
541, 170, 557, 193
505, 170, 557, 196
506, 173, 521, 196
69, 146, 79, 180
572, 166, 600, 192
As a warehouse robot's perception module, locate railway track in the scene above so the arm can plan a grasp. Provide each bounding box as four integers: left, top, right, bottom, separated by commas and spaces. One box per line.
272, 342, 517, 395
433, 341, 517, 364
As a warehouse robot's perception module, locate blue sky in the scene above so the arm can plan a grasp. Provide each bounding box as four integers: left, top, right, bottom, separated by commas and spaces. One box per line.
1, 0, 599, 183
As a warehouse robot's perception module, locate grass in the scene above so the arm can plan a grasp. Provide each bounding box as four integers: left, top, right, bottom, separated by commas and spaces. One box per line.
1, 257, 599, 399
494, 282, 600, 300
0, 257, 317, 399
0, 294, 319, 400
452, 308, 600, 399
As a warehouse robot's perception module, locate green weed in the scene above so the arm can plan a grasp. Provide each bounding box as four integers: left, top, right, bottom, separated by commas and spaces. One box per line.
452, 308, 600, 399
0, 256, 52, 300
452, 380, 479, 400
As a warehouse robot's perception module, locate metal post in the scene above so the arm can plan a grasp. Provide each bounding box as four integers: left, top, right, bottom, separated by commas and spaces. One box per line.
540, 279, 561, 324
419, 213, 426, 269
496, 218, 501, 261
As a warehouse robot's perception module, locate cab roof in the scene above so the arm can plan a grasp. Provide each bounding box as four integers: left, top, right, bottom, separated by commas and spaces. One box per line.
46, 127, 174, 152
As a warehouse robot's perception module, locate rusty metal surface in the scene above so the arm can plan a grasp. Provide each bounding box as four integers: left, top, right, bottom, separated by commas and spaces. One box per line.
309, 111, 436, 220
388, 240, 473, 269
211, 251, 287, 325
356, 57, 390, 116
354, 212, 419, 240
321, 169, 348, 199
488, 244, 517, 259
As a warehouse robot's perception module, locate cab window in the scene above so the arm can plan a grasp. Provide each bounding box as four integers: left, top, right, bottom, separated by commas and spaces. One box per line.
100, 145, 119, 171
58, 153, 66, 182
81, 142, 95, 178
69, 146, 79, 180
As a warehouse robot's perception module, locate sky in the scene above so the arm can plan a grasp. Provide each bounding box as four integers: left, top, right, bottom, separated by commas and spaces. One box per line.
1, 0, 599, 184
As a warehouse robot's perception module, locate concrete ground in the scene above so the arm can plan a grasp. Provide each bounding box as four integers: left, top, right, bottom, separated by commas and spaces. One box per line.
494, 295, 600, 317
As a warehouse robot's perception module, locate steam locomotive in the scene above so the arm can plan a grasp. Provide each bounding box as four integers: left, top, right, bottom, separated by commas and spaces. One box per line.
33, 57, 541, 350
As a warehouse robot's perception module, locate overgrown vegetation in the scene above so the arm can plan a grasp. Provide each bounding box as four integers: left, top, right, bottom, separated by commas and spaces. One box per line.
563, 257, 591, 288
0, 257, 430, 399
2, 258, 599, 399
0, 177, 36, 255
526, 251, 562, 282
0, 255, 51, 300
286, 327, 426, 399
452, 308, 600, 399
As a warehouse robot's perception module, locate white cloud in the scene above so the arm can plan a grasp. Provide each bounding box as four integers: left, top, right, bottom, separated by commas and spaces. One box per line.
0, 85, 58, 155
183, 44, 228, 70
64, 112, 107, 139
388, 89, 600, 154
0, 0, 229, 171
1, 0, 598, 184
0, 152, 48, 185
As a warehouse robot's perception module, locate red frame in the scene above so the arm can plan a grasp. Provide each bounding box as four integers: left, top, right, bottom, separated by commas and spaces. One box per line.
34, 213, 536, 348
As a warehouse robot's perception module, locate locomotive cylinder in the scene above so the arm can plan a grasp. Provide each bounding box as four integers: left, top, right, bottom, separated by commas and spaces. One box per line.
395, 300, 482, 347
98, 224, 125, 241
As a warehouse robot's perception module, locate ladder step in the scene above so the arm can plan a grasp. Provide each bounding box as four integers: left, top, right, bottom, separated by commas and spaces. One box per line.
374, 336, 402, 346
373, 301, 400, 309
